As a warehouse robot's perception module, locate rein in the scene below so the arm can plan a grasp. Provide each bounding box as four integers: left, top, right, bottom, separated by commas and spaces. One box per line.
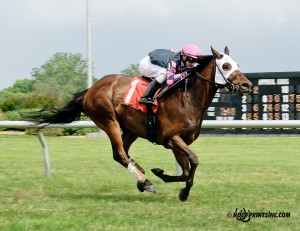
195, 71, 224, 89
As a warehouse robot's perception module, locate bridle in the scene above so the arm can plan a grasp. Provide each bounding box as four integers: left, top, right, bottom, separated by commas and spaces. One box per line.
155, 54, 244, 99
195, 56, 242, 93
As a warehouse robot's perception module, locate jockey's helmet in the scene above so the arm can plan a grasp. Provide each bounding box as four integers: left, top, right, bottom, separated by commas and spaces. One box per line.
181, 44, 201, 59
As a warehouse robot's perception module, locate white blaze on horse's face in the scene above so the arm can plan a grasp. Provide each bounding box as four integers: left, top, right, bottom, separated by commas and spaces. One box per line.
215, 53, 240, 85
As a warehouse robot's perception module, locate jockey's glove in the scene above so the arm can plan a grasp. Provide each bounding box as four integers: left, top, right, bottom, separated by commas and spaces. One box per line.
166, 71, 188, 85
186, 65, 198, 74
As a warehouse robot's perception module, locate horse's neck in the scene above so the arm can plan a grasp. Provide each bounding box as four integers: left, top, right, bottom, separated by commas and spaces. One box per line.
190, 60, 217, 111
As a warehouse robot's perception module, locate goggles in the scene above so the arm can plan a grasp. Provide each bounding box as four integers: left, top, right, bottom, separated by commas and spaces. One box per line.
186, 56, 198, 63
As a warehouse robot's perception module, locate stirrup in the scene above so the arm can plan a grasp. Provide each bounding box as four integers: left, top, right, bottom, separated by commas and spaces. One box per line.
139, 97, 155, 105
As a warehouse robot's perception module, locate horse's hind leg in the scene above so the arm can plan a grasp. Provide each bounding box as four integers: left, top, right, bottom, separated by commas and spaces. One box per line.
122, 131, 145, 173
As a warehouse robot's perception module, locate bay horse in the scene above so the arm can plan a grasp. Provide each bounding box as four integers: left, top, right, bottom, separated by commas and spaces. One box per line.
28, 47, 252, 201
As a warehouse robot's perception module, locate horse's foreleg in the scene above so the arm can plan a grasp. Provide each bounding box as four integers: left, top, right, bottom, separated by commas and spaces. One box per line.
151, 150, 190, 182
174, 139, 198, 202
167, 136, 199, 201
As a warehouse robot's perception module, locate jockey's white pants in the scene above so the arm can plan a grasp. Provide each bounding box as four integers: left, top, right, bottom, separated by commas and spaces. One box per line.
139, 55, 167, 84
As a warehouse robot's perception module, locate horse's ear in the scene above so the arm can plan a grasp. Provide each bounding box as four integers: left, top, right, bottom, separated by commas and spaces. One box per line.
224, 46, 229, 55
211, 46, 222, 59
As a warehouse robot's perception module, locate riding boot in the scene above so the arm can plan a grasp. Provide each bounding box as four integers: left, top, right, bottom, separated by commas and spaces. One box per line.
139, 79, 162, 105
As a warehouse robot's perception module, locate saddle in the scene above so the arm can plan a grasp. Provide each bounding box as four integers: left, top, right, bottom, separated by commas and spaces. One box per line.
122, 76, 190, 113
122, 76, 159, 113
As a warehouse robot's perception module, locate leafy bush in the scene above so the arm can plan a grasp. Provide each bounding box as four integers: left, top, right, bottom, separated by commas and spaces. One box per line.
0, 110, 7, 120
25, 128, 64, 136
63, 127, 99, 136
0, 94, 23, 112
25, 127, 99, 136
4, 110, 23, 121
22, 93, 63, 109
0, 111, 7, 131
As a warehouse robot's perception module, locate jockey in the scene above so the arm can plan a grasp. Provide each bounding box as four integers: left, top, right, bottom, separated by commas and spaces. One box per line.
138, 44, 201, 105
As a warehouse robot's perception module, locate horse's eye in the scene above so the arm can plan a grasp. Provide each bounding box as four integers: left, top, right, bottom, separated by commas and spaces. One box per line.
222, 63, 231, 71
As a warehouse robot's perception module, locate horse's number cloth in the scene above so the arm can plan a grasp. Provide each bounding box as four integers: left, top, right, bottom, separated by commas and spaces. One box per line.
122, 77, 159, 113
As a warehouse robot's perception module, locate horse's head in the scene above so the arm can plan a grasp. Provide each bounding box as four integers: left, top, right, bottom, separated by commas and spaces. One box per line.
211, 46, 252, 94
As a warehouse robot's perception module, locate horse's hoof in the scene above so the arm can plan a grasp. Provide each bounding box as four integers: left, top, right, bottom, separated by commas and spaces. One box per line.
179, 189, 189, 202
144, 184, 156, 193
137, 180, 145, 192
151, 168, 164, 177
136, 179, 156, 193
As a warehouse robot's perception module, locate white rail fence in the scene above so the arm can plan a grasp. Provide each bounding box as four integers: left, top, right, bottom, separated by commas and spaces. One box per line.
1, 120, 300, 179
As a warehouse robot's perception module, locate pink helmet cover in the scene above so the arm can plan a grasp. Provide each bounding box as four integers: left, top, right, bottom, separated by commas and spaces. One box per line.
182, 44, 201, 58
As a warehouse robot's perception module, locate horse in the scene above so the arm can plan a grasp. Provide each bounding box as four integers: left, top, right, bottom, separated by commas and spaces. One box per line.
27, 47, 252, 201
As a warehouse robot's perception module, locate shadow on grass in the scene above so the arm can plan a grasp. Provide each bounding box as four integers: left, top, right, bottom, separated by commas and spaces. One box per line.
48, 192, 176, 203
46, 184, 180, 203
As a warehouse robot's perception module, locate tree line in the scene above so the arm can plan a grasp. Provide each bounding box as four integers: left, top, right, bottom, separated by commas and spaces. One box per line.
0, 52, 139, 121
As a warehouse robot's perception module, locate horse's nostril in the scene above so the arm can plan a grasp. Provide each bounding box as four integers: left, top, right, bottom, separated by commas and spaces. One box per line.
242, 83, 250, 89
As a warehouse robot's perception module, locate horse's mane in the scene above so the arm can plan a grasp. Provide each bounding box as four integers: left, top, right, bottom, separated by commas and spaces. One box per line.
196, 55, 214, 73
186, 55, 214, 85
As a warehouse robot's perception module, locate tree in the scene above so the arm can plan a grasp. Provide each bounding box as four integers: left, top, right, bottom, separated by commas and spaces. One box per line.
0, 79, 35, 107
121, 64, 140, 77
0, 79, 34, 112
0, 92, 22, 112
0, 53, 141, 114
31, 52, 88, 102
0, 52, 90, 113
5, 78, 35, 94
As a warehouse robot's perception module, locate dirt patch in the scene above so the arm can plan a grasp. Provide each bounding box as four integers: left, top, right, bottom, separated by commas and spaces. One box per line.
0, 131, 25, 135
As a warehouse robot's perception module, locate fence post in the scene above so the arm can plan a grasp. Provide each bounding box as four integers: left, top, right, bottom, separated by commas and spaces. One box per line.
37, 130, 51, 179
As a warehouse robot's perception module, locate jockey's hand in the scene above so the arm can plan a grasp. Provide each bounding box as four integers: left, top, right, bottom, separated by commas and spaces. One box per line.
186, 65, 198, 74
174, 71, 189, 83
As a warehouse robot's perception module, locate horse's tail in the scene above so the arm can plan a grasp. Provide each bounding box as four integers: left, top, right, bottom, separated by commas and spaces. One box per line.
24, 89, 88, 124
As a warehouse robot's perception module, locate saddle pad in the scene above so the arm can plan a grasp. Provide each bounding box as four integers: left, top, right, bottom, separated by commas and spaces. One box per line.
122, 77, 159, 113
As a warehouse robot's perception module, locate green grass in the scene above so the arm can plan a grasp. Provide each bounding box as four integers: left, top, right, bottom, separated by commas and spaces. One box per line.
0, 135, 299, 231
